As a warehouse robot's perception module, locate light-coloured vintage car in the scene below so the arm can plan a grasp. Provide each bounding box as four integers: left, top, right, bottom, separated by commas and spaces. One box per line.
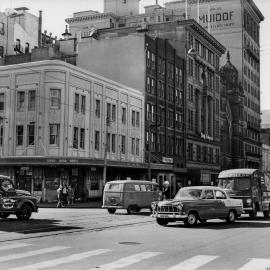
152, 186, 243, 226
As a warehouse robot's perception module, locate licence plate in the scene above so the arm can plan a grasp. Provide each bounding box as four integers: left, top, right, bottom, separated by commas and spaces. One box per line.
159, 214, 168, 218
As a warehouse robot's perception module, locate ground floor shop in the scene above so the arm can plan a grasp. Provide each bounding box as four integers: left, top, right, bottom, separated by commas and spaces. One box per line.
0, 157, 187, 202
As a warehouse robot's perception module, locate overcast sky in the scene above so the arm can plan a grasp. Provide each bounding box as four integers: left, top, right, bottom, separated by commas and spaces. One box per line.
0, 0, 269, 111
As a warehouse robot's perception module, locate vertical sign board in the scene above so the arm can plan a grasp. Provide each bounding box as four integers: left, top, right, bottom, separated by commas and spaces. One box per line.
188, 0, 242, 33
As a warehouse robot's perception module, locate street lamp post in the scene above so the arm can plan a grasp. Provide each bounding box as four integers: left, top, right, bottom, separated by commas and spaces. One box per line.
102, 117, 110, 188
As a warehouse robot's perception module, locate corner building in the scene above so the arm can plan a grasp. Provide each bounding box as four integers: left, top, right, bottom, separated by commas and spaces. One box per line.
0, 60, 144, 202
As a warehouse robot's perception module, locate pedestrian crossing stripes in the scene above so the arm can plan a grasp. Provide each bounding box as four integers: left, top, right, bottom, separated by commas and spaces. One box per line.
0, 243, 31, 251
1, 242, 270, 270
166, 255, 219, 270
0, 246, 70, 263
89, 251, 162, 270
8, 249, 110, 270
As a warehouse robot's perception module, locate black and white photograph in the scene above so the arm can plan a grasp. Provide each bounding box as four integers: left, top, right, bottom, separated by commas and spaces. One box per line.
0, 0, 270, 269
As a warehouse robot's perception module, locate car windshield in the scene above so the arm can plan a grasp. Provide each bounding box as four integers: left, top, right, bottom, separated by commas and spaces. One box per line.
174, 189, 202, 200
0, 179, 15, 192
218, 177, 251, 191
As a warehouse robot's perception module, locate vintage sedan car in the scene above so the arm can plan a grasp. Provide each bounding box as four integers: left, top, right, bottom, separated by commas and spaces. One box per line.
0, 175, 38, 220
152, 186, 243, 226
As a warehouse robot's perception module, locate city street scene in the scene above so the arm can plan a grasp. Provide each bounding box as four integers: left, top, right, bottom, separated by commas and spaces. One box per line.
0, 0, 270, 269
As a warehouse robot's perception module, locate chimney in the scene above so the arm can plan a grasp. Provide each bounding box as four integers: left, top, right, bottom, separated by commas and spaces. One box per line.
38, 10, 42, 47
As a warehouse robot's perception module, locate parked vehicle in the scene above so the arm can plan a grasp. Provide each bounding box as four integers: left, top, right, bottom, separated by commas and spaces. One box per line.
152, 186, 243, 226
102, 180, 161, 214
0, 175, 38, 220
217, 168, 270, 219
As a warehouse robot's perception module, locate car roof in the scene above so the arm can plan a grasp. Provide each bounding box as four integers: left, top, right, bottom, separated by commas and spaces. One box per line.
106, 180, 158, 185
218, 168, 258, 178
181, 186, 224, 191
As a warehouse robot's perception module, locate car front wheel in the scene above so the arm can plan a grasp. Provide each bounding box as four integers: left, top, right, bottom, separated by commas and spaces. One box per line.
16, 204, 32, 220
0, 213, 10, 219
226, 210, 236, 223
108, 208, 116, 214
156, 218, 169, 226
184, 212, 198, 226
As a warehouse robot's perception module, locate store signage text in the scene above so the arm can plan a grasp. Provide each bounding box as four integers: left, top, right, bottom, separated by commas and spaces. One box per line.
162, 157, 174, 164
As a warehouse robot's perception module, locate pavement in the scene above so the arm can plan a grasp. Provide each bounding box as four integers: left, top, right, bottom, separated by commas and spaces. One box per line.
38, 199, 102, 208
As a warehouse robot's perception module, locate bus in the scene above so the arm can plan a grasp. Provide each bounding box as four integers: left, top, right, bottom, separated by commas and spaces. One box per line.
217, 169, 270, 219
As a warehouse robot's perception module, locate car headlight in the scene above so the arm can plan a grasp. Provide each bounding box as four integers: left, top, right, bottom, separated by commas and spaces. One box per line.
246, 198, 252, 205
176, 203, 183, 211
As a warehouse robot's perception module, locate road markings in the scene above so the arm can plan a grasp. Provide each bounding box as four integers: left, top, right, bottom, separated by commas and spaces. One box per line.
238, 258, 270, 270
0, 246, 70, 263
89, 252, 162, 270
8, 249, 111, 270
0, 243, 31, 251
166, 255, 219, 270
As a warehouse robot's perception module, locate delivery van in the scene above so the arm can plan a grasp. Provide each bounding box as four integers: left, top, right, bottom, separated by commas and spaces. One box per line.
217, 168, 270, 219
102, 180, 161, 214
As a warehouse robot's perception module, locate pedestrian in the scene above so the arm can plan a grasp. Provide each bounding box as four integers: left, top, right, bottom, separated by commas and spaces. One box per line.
162, 181, 171, 200
57, 185, 63, 208
62, 184, 68, 206
68, 185, 75, 205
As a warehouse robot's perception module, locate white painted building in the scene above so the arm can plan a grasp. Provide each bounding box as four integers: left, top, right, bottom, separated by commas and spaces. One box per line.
0, 60, 144, 201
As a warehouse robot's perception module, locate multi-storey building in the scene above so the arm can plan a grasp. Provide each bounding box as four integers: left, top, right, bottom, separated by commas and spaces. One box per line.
0, 60, 144, 201
68, 15, 225, 187
0, 7, 40, 58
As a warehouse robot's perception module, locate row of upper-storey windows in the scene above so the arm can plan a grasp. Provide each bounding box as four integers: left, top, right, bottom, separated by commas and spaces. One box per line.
0, 90, 141, 128
243, 65, 260, 87
243, 9, 259, 44
188, 33, 220, 68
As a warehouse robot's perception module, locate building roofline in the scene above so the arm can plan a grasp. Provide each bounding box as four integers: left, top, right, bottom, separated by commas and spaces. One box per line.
247, 0, 264, 21
0, 60, 143, 97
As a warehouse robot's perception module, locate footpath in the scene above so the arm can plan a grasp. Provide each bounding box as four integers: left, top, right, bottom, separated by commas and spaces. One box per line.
38, 199, 102, 209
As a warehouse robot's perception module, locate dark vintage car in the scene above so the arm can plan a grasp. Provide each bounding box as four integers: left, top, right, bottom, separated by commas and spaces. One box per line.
152, 186, 243, 226
0, 175, 38, 220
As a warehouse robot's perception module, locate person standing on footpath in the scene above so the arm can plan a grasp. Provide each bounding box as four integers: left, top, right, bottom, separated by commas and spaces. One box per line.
162, 181, 171, 200
57, 185, 63, 208
62, 184, 68, 206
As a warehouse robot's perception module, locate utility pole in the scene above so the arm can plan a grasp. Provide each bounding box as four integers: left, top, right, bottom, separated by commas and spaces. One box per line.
148, 118, 152, 182
102, 117, 110, 187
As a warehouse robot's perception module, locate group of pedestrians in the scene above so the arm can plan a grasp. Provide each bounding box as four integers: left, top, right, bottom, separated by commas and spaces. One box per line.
57, 184, 75, 208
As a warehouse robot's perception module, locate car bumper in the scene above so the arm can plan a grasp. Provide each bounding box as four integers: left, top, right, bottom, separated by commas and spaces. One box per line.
152, 213, 188, 219
102, 205, 123, 209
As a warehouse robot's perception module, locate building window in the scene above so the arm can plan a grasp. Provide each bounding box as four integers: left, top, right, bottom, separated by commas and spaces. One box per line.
188, 143, 193, 161
49, 124, 60, 146
73, 127, 78, 149
81, 95, 86, 114
95, 131, 100, 151
131, 138, 135, 155
136, 138, 140, 156
50, 89, 61, 109
197, 145, 201, 161
107, 103, 111, 121
132, 110, 135, 126
121, 135, 126, 154
74, 93, 79, 113
112, 104, 116, 122
136, 112, 140, 127
80, 128, 85, 149
0, 93, 4, 111
106, 133, 110, 152
0, 119, 3, 146
122, 107, 126, 124
28, 90, 36, 111
95, 99, 100, 118
27, 123, 35, 146
0, 22, 4, 35
16, 125, 24, 146
111, 134, 116, 153
17, 91, 25, 111
0, 46, 4, 58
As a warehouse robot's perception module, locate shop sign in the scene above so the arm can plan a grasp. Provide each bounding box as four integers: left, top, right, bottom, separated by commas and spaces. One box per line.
162, 157, 174, 164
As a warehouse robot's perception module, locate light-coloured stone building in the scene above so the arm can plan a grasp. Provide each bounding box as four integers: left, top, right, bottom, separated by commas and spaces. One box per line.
0, 60, 144, 201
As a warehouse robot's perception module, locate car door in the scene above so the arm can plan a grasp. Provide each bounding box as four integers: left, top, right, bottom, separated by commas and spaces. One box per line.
214, 189, 228, 217
199, 189, 217, 219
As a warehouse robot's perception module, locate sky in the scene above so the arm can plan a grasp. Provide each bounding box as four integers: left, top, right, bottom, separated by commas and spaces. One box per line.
0, 0, 269, 111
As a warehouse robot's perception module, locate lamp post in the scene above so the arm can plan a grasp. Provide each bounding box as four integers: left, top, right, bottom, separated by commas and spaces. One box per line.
102, 117, 110, 188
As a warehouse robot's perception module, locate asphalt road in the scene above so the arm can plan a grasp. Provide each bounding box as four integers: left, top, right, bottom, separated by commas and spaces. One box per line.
1, 208, 270, 270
